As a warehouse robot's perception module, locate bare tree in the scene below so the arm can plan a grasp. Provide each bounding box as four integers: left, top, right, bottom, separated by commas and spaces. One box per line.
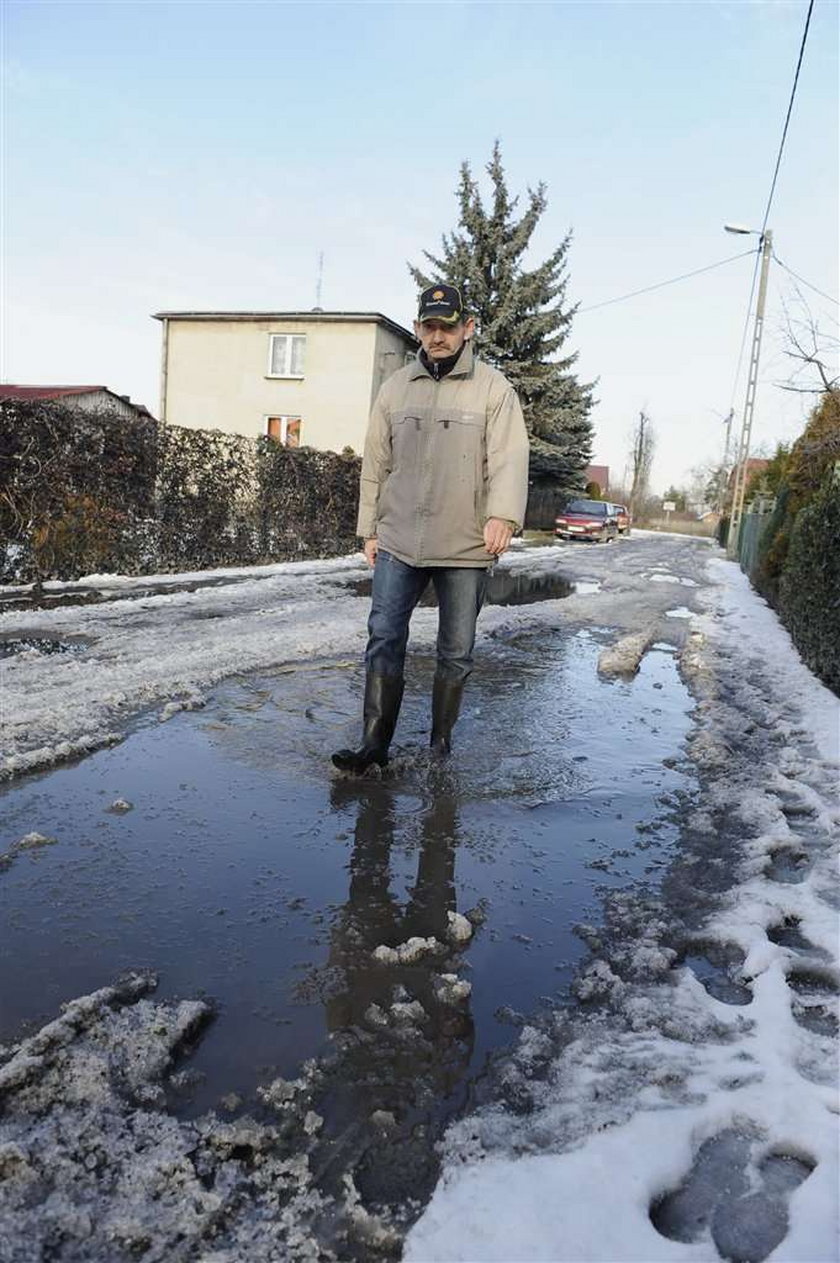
628, 410, 655, 516
778, 288, 839, 396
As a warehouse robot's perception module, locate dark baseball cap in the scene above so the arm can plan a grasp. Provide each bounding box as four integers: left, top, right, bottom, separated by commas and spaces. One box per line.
417, 283, 465, 325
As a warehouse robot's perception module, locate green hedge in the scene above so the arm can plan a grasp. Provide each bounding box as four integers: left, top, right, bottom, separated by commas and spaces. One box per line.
0, 399, 361, 583
743, 390, 840, 697
0, 399, 158, 582
754, 392, 840, 605
777, 474, 840, 694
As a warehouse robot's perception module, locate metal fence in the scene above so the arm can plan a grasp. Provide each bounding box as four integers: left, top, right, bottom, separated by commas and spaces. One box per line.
736, 498, 775, 579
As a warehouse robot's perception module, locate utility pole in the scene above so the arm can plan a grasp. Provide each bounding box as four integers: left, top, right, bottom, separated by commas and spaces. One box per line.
629, 409, 650, 518
722, 407, 734, 468
727, 229, 773, 557
716, 407, 734, 514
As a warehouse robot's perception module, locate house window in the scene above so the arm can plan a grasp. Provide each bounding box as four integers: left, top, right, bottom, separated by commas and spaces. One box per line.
266, 416, 302, 447
267, 334, 306, 378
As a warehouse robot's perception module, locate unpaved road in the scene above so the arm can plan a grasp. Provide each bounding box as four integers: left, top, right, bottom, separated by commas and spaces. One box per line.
1, 531, 835, 1261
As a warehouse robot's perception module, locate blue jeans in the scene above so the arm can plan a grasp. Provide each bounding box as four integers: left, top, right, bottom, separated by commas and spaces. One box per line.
365, 550, 488, 683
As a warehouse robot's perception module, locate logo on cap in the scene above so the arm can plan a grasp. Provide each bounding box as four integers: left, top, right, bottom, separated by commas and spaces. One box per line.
418, 283, 464, 324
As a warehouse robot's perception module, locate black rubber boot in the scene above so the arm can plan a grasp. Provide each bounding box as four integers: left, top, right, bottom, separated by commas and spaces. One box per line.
332, 673, 404, 774
430, 676, 464, 758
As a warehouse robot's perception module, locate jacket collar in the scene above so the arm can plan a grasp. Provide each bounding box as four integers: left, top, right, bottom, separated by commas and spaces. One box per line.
408, 339, 476, 381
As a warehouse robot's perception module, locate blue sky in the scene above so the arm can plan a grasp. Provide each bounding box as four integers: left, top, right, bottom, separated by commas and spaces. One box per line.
4, 0, 838, 491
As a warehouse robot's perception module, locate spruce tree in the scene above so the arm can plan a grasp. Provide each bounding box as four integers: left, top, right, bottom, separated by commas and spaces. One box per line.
410, 142, 594, 489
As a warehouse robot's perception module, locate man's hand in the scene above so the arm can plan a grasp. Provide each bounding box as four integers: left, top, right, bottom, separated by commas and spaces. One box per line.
364, 538, 378, 567
484, 517, 514, 557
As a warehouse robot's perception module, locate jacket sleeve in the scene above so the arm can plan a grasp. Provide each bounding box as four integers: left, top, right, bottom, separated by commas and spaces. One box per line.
484, 384, 530, 530
356, 386, 392, 539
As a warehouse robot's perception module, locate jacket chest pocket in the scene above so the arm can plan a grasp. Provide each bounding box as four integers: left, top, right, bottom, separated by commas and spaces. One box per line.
390, 411, 425, 461
436, 413, 484, 461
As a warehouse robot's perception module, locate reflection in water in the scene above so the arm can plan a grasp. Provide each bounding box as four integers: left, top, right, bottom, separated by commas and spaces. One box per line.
315, 780, 474, 1213
349, 569, 575, 608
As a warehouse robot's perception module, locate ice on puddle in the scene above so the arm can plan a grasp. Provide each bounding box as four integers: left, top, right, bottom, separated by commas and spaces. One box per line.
390, 1000, 427, 1026
364, 1003, 389, 1028
433, 974, 472, 1006
597, 629, 653, 678
573, 958, 623, 1001
0, 829, 60, 871
158, 695, 205, 722
446, 912, 473, 945
372, 936, 442, 965
303, 1110, 322, 1136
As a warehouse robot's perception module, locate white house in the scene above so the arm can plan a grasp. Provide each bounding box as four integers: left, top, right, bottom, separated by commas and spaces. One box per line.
153, 310, 417, 453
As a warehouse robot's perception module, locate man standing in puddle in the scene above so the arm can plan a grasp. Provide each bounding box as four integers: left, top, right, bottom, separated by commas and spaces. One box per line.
333, 284, 530, 774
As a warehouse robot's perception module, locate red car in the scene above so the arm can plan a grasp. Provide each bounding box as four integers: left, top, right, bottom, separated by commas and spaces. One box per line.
613, 503, 632, 535
555, 499, 619, 543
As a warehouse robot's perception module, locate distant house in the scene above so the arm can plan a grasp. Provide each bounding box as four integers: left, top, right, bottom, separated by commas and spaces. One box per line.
0, 385, 156, 423
728, 458, 769, 490
153, 310, 418, 453
585, 464, 610, 495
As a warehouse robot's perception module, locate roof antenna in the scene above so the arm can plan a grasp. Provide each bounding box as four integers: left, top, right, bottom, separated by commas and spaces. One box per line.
314, 252, 324, 311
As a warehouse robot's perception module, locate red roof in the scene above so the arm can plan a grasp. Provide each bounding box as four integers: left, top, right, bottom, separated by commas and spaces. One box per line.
0, 384, 155, 420
728, 458, 769, 488
585, 464, 610, 489
0, 385, 108, 400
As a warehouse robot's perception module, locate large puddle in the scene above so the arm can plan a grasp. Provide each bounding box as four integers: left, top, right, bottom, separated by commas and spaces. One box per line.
0, 625, 694, 1207
348, 568, 598, 607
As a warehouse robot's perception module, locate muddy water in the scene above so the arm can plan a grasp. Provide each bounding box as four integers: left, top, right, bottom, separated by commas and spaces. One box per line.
347, 568, 599, 606
0, 623, 694, 1202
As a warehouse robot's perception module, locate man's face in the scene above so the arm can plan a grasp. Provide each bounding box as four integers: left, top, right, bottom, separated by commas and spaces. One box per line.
414, 315, 475, 361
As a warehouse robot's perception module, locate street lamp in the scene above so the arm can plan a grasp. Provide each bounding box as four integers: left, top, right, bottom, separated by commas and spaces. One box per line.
723, 223, 774, 558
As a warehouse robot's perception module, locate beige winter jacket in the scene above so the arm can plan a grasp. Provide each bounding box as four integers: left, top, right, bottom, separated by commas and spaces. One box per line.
356, 343, 530, 567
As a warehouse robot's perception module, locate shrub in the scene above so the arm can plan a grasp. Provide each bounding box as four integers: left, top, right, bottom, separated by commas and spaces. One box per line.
754, 390, 840, 605
0, 399, 363, 582
257, 440, 361, 559
777, 472, 840, 694
0, 399, 157, 583
155, 425, 258, 571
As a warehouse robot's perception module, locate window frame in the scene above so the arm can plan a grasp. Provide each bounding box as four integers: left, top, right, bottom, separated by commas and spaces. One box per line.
265, 415, 303, 447
266, 333, 306, 379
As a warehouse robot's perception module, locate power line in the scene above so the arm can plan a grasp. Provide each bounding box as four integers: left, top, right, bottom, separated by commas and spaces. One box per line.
576, 249, 756, 315
761, 0, 815, 233
728, 0, 817, 432
772, 252, 838, 306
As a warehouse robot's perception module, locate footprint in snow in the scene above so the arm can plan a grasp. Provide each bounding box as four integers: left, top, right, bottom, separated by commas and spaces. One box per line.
786, 965, 840, 1039
767, 916, 828, 956
765, 846, 811, 885
678, 940, 752, 1006
650, 1125, 816, 1262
